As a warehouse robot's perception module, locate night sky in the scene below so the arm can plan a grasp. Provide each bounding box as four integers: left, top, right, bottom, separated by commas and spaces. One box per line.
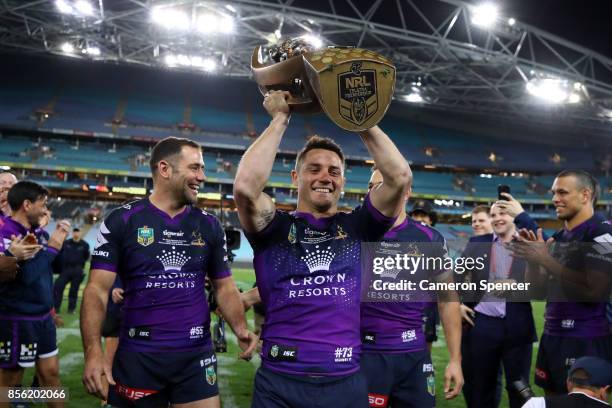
505, 0, 611, 57
290, 0, 611, 58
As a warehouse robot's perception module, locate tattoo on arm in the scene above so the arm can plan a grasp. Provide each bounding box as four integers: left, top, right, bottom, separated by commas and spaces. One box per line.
254, 208, 275, 231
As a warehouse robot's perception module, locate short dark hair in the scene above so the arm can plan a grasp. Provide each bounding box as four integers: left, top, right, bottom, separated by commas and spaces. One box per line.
7, 181, 49, 211
149, 137, 201, 174
295, 136, 345, 171
555, 170, 599, 205
472, 205, 491, 216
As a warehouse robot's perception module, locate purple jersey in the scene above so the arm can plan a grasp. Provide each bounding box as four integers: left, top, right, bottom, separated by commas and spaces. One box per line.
361, 218, 447, 353
90, 198, 231, 353
544, 214, 612, 338
245, 195, 395, 376
0, 217, 58, 315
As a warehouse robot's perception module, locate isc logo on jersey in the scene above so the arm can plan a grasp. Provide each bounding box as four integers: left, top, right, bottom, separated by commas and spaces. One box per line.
199, 354, 217, 367
368, 394, 389, 407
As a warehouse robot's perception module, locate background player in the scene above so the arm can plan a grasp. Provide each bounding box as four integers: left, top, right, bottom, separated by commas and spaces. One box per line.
0, 181, 70, 408
361, 169, 463, 408
512, 170, 612, 396
81, 137, 256, 408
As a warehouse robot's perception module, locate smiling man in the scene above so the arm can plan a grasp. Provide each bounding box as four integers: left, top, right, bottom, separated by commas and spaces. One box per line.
515, 170, 612, 396
81, 137, 256, 408
234, 90, 411, 408
460, 203, 537, 408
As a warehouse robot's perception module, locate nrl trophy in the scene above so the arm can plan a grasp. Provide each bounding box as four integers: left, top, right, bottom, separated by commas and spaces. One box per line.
251, 38, 396, 132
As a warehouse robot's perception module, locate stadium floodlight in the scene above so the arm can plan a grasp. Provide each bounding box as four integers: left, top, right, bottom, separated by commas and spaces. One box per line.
508, 18, 516, 26
197, 13, 234, 34
202, 58, 217, 72
61, 42, 74, 53
301, 34, 323, 49
151, 7, 190, 30
164, 54, 217, 72
567, 93, 581, 104
471, 3, 499, 28
219, 15, 235, 34
177, 54, 191, 65
86, 46, 101, 56
526, 78, 571, 104
403, 92, 424, 103
74, 0, 94, 16
165, 54, 178, 67
197, 13, 217, 33
225, 4, 237, 13
55, 0, 73, 14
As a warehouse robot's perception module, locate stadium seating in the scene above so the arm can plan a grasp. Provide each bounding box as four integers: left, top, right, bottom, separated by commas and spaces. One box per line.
1, 55, 607, 174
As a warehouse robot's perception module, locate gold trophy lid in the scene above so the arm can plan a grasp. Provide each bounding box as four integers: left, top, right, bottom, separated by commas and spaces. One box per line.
250, 38, 322, 113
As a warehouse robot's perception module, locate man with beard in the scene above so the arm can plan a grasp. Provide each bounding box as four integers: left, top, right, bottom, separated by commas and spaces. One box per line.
81, 137, 257, 408
234, 91, 411, 408
0, 181, 71, 408
512, 170, 612, 396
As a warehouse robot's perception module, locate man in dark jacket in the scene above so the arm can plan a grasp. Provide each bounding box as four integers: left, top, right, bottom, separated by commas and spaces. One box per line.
53, 227, 90, 313
460, 202, 537, 408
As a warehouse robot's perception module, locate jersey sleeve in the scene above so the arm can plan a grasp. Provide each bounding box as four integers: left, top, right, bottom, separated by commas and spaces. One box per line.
90, 208, 125, 273
207, 216, 232, 280
428, 230, 450, 278
586, 220, 612, 275
0, 229, 9, 253
350, 193, 396, 241
244, 210, 291, 252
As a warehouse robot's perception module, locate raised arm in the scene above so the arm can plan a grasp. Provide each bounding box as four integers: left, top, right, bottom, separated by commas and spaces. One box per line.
81, 269, 116, 399
359, 126, 412, 217
234, 91, 290, 233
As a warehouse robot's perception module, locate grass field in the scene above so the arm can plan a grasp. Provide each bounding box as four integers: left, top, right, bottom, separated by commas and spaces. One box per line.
22, 268, 550, 407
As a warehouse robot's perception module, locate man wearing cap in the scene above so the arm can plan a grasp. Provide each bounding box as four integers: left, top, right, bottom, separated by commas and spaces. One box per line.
409, 199, 438, 228
53, 227, 90, 313
521, 356, 612, 407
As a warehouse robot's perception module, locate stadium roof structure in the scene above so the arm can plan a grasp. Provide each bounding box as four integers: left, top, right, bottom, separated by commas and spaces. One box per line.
1, 0, 612, 138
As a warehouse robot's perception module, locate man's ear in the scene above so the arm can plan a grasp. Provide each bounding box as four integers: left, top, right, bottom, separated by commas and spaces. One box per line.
157, 160, 173, 179
291, 169, 298, 186
22, 199, 32, 213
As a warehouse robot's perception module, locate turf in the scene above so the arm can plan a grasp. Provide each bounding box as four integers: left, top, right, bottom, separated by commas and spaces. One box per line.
21, 268, 548, 407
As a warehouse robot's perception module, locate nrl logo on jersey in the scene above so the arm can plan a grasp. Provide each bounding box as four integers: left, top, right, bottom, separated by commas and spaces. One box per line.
137, 226, 154, 247
426, 374, 435, 396
288, 223, 297, 244
205, 365, 216, 385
